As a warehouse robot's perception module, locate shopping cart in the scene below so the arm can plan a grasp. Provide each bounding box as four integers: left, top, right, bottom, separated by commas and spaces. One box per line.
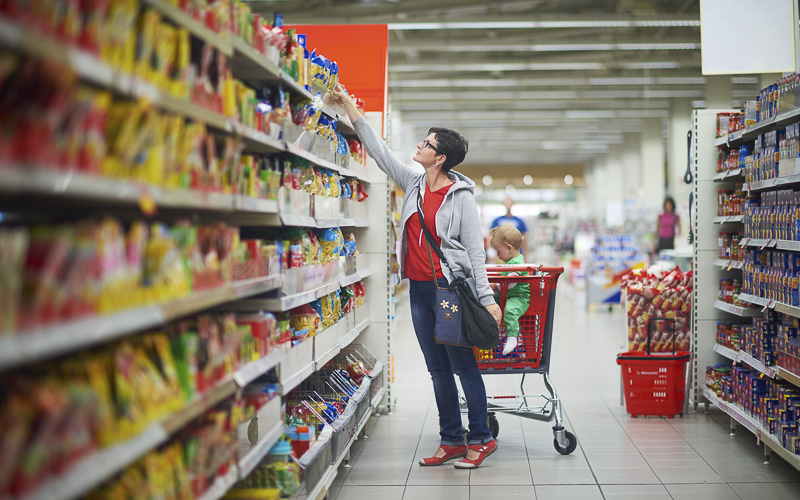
467, 265, 577, 455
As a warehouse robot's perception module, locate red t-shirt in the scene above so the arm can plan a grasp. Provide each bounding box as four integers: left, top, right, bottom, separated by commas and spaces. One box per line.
404, 182, 453, 281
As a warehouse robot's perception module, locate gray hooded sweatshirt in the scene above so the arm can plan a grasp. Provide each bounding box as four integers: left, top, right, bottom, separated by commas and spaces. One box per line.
352, 117, 495, 307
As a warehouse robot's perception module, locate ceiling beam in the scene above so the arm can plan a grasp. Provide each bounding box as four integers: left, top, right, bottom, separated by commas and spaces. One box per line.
388, 76, 758, 88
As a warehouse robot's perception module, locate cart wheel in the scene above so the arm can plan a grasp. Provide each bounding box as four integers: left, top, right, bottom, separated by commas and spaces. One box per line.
553, 431, 577, 455
488, 414, 499, 439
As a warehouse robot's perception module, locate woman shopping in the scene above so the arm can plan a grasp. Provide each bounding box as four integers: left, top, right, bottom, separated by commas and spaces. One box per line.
332, 86, 502, 469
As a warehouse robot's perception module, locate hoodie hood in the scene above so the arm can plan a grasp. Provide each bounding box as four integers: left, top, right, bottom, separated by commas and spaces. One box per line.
416, 169, 476, 195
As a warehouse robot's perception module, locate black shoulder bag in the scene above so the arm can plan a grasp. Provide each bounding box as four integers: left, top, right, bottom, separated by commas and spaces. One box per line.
417, 195, 500, 350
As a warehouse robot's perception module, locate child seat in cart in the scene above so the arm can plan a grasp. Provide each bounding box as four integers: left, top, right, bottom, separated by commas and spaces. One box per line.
468, 265, 577, 455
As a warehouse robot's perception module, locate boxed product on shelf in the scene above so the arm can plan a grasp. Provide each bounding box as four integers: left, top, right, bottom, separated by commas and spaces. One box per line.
742, 249, 800, 306
622, 266, 692, 353
706, 362, 800, 455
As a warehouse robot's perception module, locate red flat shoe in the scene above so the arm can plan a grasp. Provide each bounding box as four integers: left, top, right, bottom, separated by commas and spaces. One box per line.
418, 444, 467, 466
453, 440, 497, 469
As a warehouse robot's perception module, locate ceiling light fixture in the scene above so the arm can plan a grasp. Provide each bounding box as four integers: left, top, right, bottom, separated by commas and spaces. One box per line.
564, 175, 575, 185
523, 175, 534, 185
386, 19, 700, 30
483, 175, 493, 186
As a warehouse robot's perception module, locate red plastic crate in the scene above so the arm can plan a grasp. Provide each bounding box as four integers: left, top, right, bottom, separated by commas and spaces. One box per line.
617, 351, 691, 417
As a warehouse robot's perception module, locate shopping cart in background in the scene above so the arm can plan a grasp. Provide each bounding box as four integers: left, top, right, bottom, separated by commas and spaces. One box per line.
469, 265, 577, 455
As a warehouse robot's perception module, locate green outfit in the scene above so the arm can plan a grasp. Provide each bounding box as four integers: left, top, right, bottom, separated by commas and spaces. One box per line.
500, 254, 530, 338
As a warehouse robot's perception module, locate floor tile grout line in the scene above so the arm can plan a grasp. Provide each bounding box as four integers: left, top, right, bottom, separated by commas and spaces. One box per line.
560, 406, 607, 500
663, 410, 743, 499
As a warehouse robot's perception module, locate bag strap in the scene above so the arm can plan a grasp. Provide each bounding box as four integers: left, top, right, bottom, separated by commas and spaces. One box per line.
416, 193, 452, 274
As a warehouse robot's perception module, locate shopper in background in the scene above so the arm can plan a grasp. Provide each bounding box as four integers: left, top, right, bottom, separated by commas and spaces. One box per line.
332, 85, 501, 469
653, 196, 681, 258
491, 198, 529, 258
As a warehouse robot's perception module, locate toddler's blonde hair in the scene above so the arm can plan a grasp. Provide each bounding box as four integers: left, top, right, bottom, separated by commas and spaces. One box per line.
489, 224, 523, 250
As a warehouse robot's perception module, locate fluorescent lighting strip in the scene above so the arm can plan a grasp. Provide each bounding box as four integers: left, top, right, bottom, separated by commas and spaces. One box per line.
389, 76, 755, 88
390, 42, 700, 52
390, 89, 704, 100
387, 20, 701, 30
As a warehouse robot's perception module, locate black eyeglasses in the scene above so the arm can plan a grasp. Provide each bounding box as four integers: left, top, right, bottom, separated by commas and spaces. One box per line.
421, 139, 440, 153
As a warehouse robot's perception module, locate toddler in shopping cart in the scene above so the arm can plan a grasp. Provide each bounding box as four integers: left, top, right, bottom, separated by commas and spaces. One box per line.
489, 225, 531, 355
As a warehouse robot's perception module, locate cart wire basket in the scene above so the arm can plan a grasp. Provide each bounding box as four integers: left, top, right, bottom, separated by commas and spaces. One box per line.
468, 264, 577, 455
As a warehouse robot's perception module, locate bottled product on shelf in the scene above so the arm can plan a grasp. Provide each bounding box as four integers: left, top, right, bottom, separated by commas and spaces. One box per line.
622, 266, 693, 353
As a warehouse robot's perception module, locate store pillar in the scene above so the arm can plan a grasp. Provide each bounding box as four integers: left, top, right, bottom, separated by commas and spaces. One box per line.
621, 132, 640, 202
705, 75, 732, 109
639, 118, 666, 208
668, 99, 693, 241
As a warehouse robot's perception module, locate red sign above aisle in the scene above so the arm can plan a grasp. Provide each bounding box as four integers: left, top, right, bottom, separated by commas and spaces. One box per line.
288, 24, 389, 114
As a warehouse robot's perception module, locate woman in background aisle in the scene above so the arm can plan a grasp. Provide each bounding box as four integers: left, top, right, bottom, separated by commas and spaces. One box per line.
653, 196, 681, 257
332, 86, 502, 469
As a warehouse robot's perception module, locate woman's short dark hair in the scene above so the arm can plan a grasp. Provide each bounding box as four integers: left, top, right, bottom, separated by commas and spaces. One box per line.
428, 127, 469, 172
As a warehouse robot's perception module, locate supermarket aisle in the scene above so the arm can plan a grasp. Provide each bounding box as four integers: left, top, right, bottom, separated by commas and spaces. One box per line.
327, 287, 800, 500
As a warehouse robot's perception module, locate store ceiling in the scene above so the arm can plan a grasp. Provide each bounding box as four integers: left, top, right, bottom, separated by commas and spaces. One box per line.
253, 0, 758, 174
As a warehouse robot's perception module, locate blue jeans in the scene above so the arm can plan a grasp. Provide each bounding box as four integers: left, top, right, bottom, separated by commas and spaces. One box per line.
409, 278, 493, 446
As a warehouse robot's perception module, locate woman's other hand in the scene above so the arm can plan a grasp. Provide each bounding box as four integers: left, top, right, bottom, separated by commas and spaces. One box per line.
485, 303, 502, 327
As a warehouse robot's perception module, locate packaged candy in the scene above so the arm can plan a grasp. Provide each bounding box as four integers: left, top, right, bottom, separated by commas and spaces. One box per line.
320, 228, 343, 261
342, 233, 357, 257
290, 304, 320, 338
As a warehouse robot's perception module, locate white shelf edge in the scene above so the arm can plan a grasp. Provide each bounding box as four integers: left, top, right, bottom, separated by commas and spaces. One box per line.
340, 272, 364, 288
143, 0, 232, 55
777, 366, 800, 388
24, 423, 169, 500
234, 349, 287, 387
0, 275, 282, 370
305, 408, 373, 500
713, 343, 737, 360
359, 268, 374, 280
338, 328, 360, 350
237, 398, 285, 479
370, 385, 387, 410
198, 466, 240, 500
713, 259, 743, 270
281, 361, 316, 395
315, 345, 342, 370
701, 387, 800, 471
712, 299, 761, 318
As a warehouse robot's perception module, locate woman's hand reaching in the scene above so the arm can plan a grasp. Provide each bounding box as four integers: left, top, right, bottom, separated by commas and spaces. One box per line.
485, 303, 502, 328
331, 84, 352, 106
331, 84, 361, 123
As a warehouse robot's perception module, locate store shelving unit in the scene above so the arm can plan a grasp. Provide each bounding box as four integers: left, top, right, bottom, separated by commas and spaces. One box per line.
695, 106, 800, 469
692, 109, 747, 405
701, 387, 800, 471
0, 8, 391, 500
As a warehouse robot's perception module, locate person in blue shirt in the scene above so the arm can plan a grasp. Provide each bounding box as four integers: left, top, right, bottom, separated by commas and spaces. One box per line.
490, 198, 528, 257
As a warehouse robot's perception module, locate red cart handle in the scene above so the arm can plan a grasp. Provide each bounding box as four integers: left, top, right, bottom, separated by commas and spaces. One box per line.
486, 265, 564, 275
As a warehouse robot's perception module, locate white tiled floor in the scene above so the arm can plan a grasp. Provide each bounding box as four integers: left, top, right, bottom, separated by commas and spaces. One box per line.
327, 287, 800, 499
